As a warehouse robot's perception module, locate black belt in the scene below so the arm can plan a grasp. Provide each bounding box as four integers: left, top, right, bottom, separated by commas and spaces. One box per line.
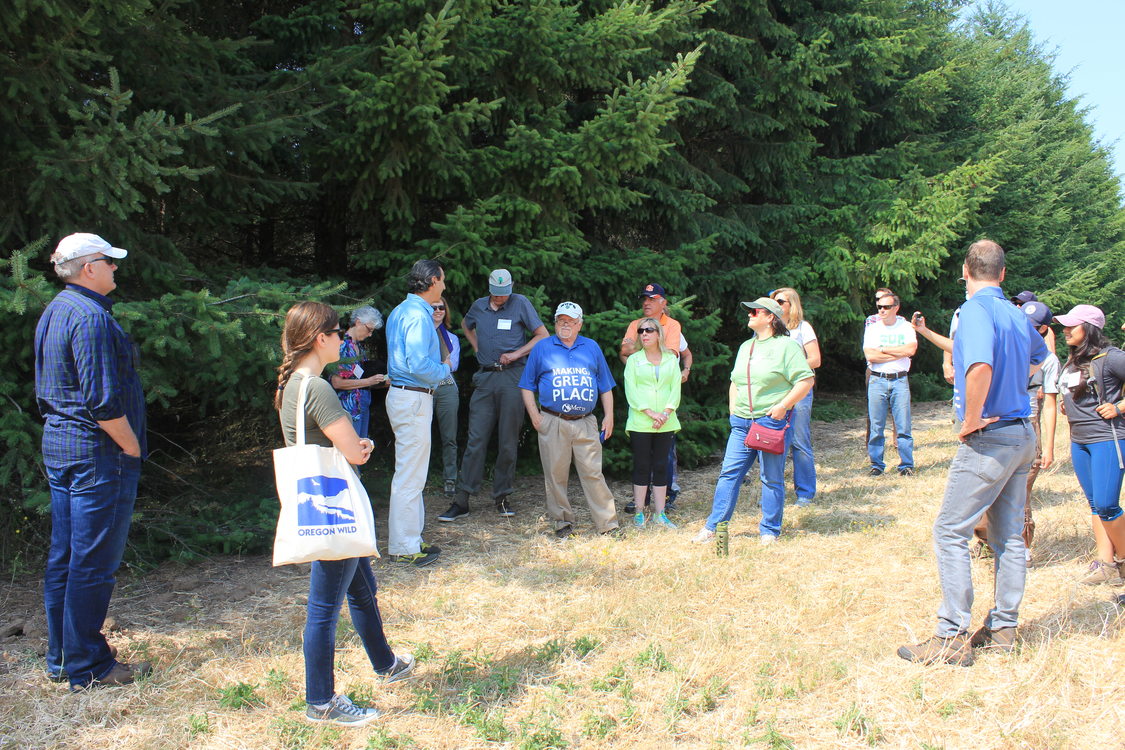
390, 384, 434, 395
871, 371, 908, 380
480, 362, 522, 372
542, 407, 589, 421
982, 417, 1030, 432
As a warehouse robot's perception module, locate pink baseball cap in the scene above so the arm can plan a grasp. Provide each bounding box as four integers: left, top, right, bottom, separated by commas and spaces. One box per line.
1053, 304, 1105, 329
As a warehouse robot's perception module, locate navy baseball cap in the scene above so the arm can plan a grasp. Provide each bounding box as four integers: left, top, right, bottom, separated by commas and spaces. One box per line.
1022, 300, 1052, 328
639, 283, 667, 299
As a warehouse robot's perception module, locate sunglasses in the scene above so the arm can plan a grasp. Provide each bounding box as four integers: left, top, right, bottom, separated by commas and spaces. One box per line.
637, 327, 658, 335
86, 257, 117, 267
876, 303, 895, 310
323, 327, 344, 337
774, 298, 790, 305
748, 308, 768, 317
432, 305, 445, 311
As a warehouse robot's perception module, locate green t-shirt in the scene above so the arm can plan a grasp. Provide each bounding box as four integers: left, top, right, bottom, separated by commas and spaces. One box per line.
279, 372, 350, 448
730, 335, 813, 418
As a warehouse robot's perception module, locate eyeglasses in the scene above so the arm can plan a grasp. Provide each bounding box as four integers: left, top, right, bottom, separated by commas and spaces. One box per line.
876, 303, 895, 310
637, 327, 657, 335
322, 328, 344, 337
86, 257, 116, 267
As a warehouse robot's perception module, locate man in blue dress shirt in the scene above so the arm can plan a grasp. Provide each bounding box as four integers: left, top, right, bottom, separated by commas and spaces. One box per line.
35, 233, 151, 688
519, 302, 620, 538
898, 239, 1048, 666
385, 259, 451, 566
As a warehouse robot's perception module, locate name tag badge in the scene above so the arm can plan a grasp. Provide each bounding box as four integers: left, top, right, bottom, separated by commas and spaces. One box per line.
497, 319, 513, 331
353, 363, 365, 379
1061, 371, 1080, 388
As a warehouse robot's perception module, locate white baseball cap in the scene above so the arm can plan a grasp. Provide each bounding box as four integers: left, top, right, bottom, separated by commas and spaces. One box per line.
554, 301, 583, 319
52, 233, 129, 265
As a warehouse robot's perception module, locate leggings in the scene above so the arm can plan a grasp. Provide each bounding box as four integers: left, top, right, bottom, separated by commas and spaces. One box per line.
1071, 439, 1125, 521
630, 431, 676, 487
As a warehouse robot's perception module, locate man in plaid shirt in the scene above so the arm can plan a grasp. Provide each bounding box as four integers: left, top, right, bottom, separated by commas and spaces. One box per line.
34, 233, 151, 689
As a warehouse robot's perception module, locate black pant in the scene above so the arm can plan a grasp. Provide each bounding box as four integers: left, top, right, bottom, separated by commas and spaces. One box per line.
630, 431, 676, 486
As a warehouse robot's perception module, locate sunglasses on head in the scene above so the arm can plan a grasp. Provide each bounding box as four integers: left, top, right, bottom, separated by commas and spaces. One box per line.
637, 327, 658, 335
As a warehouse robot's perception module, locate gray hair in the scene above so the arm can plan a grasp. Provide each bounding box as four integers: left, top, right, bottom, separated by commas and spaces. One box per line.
52, 254, 95, 281
352, 305, 383, 330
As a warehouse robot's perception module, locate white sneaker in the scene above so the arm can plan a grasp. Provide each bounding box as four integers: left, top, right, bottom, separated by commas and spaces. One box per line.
691, 527, 715, 543
759, 534, 777, 546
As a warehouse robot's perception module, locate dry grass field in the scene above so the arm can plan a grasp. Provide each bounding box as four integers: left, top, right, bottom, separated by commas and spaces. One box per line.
2, 402, 1123, 749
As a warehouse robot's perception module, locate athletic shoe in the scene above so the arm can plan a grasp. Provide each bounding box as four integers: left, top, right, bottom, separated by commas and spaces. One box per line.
438, 503, 468, 522
1080, 559, 1124, 586
554, 525, 574, 539
898, 467, 915, 477
496, 497, 515, 517
759, 534, 776, 546
868, 467, 883, 476
392, 549, 440, 567
691, 527, 714, 543
795, 497, 813, 507
633, 512, 646, 527
896, 634, 974, 667
378, 653, 416, 683
305, 694, 380, 726
654, 513, 676, 529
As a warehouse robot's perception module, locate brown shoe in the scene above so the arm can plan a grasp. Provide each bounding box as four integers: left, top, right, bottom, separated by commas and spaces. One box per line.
48, 644, 118, 683
84, 661, 153, 689
896, 634, 974, 667
1080, 560, 1125, 586
969, 625, 1017, 653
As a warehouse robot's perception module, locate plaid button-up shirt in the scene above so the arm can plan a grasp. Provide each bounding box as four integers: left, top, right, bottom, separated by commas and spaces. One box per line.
34, 285, 147, 465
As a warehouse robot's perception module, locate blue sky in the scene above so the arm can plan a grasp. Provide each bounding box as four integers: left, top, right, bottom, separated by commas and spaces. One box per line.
988, 0, 1124, 176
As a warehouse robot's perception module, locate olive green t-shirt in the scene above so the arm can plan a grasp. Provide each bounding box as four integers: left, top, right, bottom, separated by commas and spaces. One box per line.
730, 335, 813, 418
279, 372, 350, 448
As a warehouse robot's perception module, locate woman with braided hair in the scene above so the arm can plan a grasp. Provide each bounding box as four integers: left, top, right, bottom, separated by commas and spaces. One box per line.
276, 301, 415, 725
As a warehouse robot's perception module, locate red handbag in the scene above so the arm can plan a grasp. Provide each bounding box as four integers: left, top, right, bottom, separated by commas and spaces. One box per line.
741, 341, 790, 454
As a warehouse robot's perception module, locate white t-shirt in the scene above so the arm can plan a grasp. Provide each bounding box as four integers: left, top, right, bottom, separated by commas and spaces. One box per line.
863, 318, 916, 374
788, 320, 817, 349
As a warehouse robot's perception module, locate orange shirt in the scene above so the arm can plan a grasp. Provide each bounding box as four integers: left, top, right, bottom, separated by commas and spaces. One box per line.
623, 313, 682, 357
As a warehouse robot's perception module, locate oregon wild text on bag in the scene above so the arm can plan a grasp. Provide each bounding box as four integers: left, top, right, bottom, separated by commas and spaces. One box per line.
272, 375, 379, 565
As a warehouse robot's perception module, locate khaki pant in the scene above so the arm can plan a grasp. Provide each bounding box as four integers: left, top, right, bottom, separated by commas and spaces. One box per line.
536, 412, 618, 533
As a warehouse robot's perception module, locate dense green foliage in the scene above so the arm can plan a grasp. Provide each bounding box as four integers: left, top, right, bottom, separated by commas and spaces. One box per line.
2, 0, 1122, 563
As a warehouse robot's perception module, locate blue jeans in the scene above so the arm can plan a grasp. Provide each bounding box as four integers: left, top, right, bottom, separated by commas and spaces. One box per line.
1071, 440, 1125, 521
867, 375, 913, 471
785, 389, 815, 501
44, 452, 142, 687
305, 557, 395, 704
933, 421, 1035, 636
705, 415, 788, 537
352, 389, 372, 440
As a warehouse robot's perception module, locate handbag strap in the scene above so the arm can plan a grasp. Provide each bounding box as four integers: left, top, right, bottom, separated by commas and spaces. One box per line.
294, 373, 314, 446
744, 339, 756, 413
1091, 352, 1124, 469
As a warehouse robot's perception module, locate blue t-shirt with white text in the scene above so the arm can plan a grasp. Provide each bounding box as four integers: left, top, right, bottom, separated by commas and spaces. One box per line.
518, 335, 616, 415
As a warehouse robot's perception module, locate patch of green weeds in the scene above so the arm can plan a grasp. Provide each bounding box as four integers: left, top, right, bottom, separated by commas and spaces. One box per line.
453, 704, 510, 742
364, 728, 417, 749
571, 635, 601, 658
747, 721, 795, 749
411, 686, 442, 713
411, 642, 436, 662
346, 684, 377, 708
834, 703, 885, 746
217, 681, 264, 709
919, 743, 944, 750
634, 643, 673, 672
265, 668, 289, 690
553, 680, 578, 694
531, 638, 567, 664
831, 661, 848, 679
812, 398, 862, 422
592, 663, 627, 692
755, 678, 775, 699
517, 713, 567, 750
582, 711, 617, 739
272, 716, 339, 750
696, 677, 727, 712
187, 713, 211, 738
910, 678, 925, 702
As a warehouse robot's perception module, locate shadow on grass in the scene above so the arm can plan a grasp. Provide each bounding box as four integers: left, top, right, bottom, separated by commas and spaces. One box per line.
1020, 597, 1125, 643
792, 508, 897, 536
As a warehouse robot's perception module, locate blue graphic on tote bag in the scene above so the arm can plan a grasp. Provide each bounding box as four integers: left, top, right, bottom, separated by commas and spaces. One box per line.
296, 475, 358, 526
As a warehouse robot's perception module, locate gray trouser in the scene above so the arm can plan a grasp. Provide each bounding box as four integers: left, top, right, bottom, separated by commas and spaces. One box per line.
933, 421, 1036, 637
433, 380, 459, 482
457, 367, 526, 502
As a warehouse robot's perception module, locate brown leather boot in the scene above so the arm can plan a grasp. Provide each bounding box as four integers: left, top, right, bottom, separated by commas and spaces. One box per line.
969, 625, 1018, 653
896, 633, 974, 667
77, 661, 153, 690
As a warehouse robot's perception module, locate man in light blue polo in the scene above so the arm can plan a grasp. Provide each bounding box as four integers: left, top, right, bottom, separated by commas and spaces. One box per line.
519, 302, 620, 538
385, 259, 451, 566
898, 239, 1047, 666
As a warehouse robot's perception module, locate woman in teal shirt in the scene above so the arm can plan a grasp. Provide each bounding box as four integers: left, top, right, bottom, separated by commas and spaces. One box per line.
624, 318, 681, 527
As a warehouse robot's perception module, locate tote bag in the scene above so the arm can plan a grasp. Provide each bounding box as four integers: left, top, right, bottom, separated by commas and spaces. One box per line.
272, 375, 380, 566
